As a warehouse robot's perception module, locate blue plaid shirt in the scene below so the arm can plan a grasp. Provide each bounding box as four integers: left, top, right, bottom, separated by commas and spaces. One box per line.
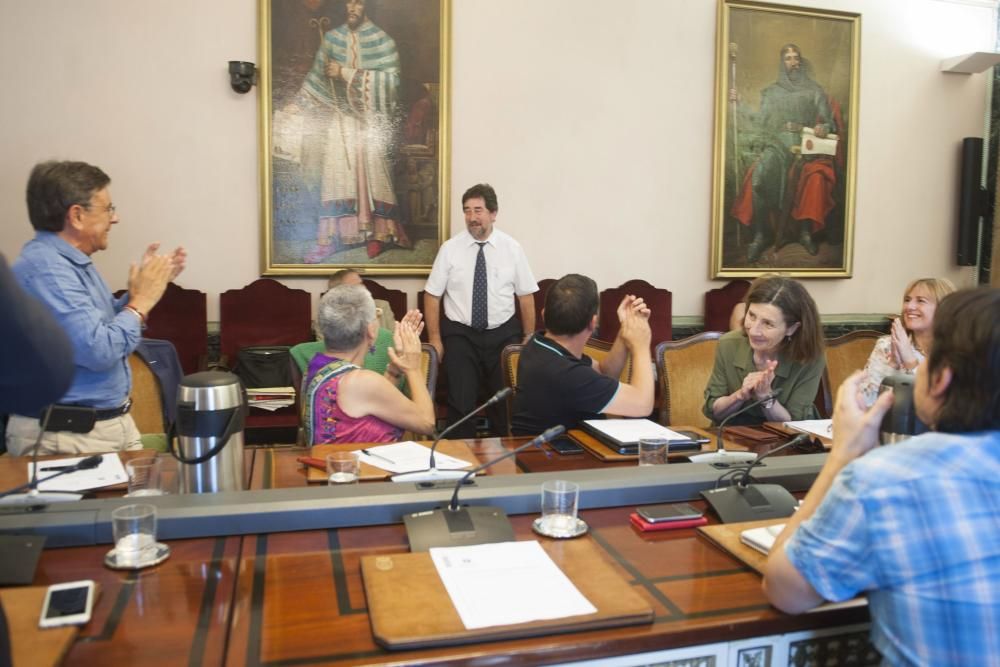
786, 430, 1000, 666
12, 232, 140, 411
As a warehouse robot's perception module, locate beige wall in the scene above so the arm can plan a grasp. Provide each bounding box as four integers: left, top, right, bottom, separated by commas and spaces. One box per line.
0, 0, 995, 322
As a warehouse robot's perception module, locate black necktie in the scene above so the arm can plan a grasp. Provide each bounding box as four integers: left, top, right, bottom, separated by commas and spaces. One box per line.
471, 242, 488, 330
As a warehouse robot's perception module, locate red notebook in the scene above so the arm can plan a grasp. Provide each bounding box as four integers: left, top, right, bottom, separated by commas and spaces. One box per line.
629, 512, 708, 532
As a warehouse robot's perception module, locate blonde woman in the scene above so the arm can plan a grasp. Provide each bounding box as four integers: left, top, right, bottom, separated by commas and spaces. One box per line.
858, 278, 956, 407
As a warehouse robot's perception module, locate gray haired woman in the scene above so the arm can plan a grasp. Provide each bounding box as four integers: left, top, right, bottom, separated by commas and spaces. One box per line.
304, 285, 434, 444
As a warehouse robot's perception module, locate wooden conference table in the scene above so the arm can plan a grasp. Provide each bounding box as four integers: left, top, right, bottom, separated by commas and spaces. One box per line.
6, 427, 862, 666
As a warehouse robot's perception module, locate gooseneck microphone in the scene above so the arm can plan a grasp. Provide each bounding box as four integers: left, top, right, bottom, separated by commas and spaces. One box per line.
403, 425, 565, 551
391, 387, 513, 483
447, 425, 565, 511
699, 431, 807, 524
688, 393, 775, 466
734, 432, 811, 486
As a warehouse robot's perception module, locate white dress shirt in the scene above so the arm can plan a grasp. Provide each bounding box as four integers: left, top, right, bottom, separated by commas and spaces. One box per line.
425, 228, 537, 329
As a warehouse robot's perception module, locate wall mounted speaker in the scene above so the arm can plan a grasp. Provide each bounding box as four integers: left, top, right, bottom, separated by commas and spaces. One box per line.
958, 137, 987, 266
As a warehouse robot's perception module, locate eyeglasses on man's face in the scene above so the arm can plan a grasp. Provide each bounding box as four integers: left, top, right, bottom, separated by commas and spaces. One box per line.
80, 202, 117, 215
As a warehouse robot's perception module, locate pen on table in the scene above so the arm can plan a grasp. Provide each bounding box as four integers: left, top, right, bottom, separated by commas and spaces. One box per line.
360, 449, 396, 465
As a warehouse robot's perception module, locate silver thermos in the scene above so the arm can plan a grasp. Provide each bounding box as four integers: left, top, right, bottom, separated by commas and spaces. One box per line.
171, 371, 246, 493
878, 373, 928, 444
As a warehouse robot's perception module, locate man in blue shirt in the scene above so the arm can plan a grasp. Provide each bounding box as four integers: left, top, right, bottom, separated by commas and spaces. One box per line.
763, 287, 1000, 665
6, 161, 185, 456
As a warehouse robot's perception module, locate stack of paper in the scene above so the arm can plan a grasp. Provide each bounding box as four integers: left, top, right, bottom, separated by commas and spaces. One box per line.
429, 541, 597, 629
783, 419, 833, 439
740, 523, 785, 556
246, 386, 295, 411
357, 441, 473, 475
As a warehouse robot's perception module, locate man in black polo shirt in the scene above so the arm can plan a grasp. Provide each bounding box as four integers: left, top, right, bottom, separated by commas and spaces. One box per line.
511, 274, 654, 435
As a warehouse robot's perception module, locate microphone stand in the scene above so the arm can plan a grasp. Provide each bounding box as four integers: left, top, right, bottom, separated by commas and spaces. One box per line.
699, 431, 805, 523
391, 387, 512, 483
732, 433, 811, 486
403, 425, 565, 551
447, 425, 565, 511
688, 393, 776, 466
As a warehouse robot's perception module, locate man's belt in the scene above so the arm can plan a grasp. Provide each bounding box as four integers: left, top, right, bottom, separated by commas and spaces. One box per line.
31, 399, 132, 421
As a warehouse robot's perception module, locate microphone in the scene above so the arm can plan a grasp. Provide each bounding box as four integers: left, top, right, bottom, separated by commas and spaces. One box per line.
699, 432, 807, 524
734, 433, 811, 486
447, 425, 565, 511
688, 393, 775, 466
403, 425, 565, 552
391, 387, 513, 483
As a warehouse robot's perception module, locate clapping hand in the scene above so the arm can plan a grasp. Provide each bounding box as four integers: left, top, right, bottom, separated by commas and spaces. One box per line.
889, 318, 916, 370
738, 359, 778, 402
616, 295, 650, 323
396, 309, 425, 338
618, 295, 651, 350
142, 242, 186, 282
388, 318, 422, 375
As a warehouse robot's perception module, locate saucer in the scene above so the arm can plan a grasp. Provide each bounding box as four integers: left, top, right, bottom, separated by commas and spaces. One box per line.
532, 516, 589, 539
104, 542, 171, 570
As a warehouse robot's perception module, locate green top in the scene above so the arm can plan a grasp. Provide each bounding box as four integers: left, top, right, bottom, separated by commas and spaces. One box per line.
702, 329, 824, 426
291, 328, 404, 388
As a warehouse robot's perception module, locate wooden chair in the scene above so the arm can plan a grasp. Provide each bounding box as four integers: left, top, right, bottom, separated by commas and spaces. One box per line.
654, 332, 722, 428
115, 282, 208, 375
501, 337, 634, 429
500, 343, 524, 431
220, 279, 312, 436
704, 279, 750, 332
598, 280, 672, 349
532, 278, 557, 332
361, 278, 407, 321
128, 353, 166, 434
816, 330, 882, 417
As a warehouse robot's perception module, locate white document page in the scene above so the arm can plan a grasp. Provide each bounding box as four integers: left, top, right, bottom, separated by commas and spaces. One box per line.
357, 441, 473, 474
429, 541, 597, 629
740, 523, 785, 556
32, 453, 128, 492
783, 419, 833, 439
582, 419, 686, 443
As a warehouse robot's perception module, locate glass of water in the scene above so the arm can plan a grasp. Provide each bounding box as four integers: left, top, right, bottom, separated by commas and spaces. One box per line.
126, 457, 165, 496
538, 480, 580, 537
112, 504, 158, 567
326, 452, 360, 484
638, 438, 669, 466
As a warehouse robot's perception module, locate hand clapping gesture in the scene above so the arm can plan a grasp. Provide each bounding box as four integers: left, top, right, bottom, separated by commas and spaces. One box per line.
889, 317, 916, 370
737, 359, 778, 402
618, 295, 651, 350
388, 318, 422, 376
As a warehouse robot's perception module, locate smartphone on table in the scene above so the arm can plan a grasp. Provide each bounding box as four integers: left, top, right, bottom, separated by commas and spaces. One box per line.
636, 503, 704, 524
548, 436, 584, 455
38, 580, 97, 628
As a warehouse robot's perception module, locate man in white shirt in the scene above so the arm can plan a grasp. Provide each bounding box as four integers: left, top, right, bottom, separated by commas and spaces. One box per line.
424, 184, 537, 436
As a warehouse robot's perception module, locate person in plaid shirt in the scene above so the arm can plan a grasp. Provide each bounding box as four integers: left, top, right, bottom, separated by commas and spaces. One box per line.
763, 287, 1000, 666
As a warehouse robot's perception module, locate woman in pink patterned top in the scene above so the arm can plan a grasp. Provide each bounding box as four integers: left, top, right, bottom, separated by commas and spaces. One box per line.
858, 278, 955, 407
305, 285, 435, 444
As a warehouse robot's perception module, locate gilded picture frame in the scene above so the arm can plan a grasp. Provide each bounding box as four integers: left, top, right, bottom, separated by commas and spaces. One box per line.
259, 0, 450, 275
710, 0, 860, 278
